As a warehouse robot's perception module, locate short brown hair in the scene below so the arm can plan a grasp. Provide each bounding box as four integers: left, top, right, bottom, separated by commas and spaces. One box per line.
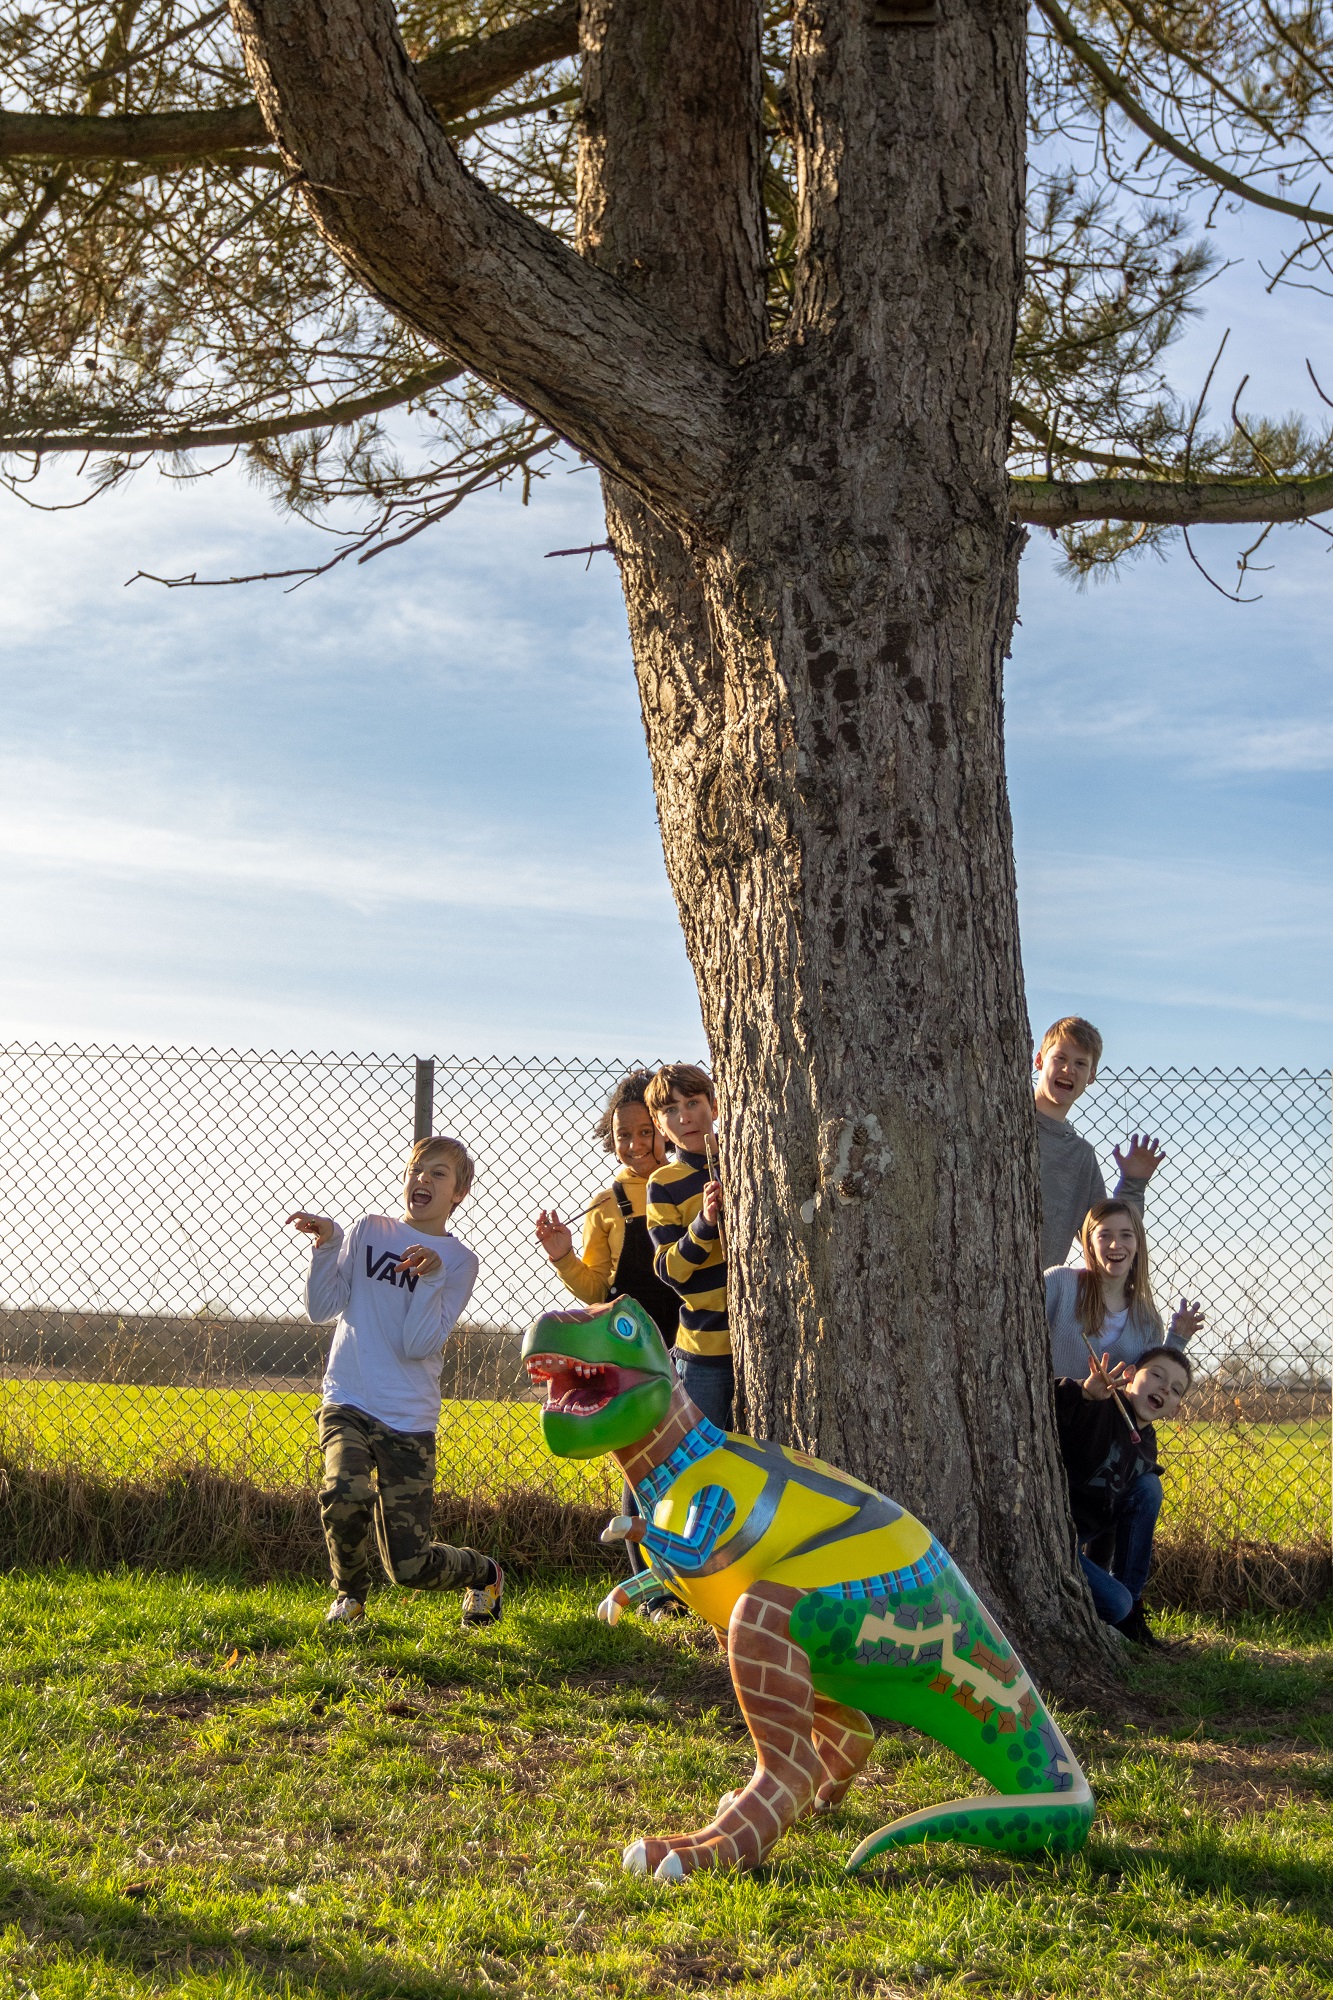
1037, 1015, 1103, 1076
406, 1133, 474, 1203
644, 1063, 716, 1119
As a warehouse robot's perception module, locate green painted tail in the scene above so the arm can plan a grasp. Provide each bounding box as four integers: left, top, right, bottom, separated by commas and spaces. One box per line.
844, 1775, 1094, 1867
789, 1545, 1095, 1865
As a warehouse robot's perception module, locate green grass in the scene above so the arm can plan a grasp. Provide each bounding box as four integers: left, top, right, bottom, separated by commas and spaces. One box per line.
0, 1381, 616, 1507
0, 1571, 1331, 1999
1157, 1419, 1330, 1543
1, 1380, 1327, 1546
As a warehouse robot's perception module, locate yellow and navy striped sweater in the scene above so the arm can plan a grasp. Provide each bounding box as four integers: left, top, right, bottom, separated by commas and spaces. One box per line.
646, 1149, 730, 1357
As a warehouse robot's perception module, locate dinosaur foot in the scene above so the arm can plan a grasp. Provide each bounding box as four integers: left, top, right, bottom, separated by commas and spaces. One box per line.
622, 1837, 695, 1883
623, 1830, 743, 1882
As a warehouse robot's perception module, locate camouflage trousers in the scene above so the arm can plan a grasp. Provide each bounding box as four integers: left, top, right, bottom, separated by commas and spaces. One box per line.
317, 1404, 492, 1602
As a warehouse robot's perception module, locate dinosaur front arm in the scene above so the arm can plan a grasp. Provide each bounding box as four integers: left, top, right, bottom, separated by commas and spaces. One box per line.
597, 1567, 675, 1624
640, 1484, 736, 1576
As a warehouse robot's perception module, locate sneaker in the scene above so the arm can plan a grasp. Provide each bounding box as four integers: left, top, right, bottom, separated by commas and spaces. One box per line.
325, 1593, 365, 1628
461, 1562, 504, 1628
1113, 1600, 1168, 1650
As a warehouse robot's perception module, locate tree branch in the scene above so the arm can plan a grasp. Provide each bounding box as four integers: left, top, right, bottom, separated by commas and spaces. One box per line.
0, 361, 461, 454
1033, 0, 1333, 228
1012, 469, 1333, 526
0, 1, 579, 160
230, 0, 736, 528
1010, 399, 1172, 476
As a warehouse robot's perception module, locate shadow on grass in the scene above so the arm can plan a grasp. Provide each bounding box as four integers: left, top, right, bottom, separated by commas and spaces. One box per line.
0, 1860, 497, 2000
1124, 1613, 1333, 1741
854, 1812, 1333, 1927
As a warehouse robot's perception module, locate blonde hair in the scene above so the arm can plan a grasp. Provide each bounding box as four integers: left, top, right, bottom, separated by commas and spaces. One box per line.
1076, 1199, 1163, 1340
1037, 1015, 1103, 1077
406, 1133, 474, 1204
644, 1063, 716, 1119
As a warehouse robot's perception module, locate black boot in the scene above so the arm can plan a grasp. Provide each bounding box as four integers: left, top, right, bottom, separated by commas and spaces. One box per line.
1113, 1599, 1168, 1650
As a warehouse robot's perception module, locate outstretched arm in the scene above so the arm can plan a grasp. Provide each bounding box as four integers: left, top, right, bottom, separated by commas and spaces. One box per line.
625, 1486, 737, 1577
536, 1204, 614, 1305
290, 1214, 348, 1321
596, 1568, 678, 1624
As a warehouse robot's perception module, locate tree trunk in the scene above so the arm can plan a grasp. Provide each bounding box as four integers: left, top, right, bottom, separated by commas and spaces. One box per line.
580, 0, 1113, 1683
232, 0, 1117, 1682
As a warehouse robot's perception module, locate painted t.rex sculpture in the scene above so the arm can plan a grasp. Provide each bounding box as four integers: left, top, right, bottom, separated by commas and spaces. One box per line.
521, 1298, 1094, 1882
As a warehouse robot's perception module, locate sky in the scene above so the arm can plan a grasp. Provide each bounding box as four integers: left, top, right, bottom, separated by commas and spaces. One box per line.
0, 213, 1329, 1073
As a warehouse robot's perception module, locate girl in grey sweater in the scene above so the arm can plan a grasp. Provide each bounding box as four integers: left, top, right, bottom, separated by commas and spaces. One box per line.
1045, 1198, 1203, 1378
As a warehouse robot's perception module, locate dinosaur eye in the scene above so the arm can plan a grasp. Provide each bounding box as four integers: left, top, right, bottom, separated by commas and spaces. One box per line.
612, 1314, 637, 1341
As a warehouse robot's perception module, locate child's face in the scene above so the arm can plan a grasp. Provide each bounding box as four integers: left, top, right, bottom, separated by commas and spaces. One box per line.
1035, 1037, 1095, 1111
1127, 1355, 1190, 1424
401, 1156, 461, 1233
653, 1088, 717, 1154
611, 1102, 664, 1176
1088, 1213, 1138, 1284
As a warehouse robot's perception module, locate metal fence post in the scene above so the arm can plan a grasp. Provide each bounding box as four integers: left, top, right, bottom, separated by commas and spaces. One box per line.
414, 1058, 435, 1144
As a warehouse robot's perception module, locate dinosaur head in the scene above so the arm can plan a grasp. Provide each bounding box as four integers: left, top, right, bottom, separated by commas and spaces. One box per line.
521, 1298, 675, 1459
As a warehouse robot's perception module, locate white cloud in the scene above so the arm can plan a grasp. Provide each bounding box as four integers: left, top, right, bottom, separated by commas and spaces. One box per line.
0, 765, 669, 923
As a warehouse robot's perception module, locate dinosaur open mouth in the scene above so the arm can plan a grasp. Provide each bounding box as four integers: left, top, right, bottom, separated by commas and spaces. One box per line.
524, 1353, 652, 1417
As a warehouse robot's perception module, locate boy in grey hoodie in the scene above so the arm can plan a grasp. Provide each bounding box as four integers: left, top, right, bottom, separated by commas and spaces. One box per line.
1034, 1016, 1163, 1270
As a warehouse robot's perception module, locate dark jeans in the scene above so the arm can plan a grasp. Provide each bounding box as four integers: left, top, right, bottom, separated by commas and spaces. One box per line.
674, 1351, 735, 1431
1080, 1473, 1162, 1625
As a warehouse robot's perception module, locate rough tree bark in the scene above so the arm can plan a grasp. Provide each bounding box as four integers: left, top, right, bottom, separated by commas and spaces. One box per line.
232, 0, 1113, 1682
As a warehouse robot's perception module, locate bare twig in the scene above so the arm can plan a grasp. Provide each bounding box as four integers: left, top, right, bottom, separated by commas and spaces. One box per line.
85, 4, 231, 84
1034, 0, 1333, 226
1182, 525, 1263, 602
1184, 329, 1229, 480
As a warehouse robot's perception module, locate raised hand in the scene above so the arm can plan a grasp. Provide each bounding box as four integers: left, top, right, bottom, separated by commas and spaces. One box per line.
701, 1180, 723, 1227
395, 1243, 442, 1278
286, 1210, 336, 1248
1113, 1133, 1166, 1183
1169, 1297, 1205, 1342
1083, 1352, 1132, 1401
535, 1208, 574, 1262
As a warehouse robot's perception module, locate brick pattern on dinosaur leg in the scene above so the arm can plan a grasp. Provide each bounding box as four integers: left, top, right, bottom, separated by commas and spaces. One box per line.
811, 1693, 876, 1809
634, 1583, 822, 1877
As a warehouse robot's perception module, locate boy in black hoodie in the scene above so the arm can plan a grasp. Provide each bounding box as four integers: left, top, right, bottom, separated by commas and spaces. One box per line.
1054, 1345, 1192, 1648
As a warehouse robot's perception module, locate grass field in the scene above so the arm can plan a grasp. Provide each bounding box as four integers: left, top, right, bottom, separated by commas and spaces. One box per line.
0, 1380, 1325, 1543
0, 1381, 618, 1508
0, 1570, 1330, 1999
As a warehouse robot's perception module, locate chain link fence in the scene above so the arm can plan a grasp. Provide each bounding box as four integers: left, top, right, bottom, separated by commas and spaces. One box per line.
0, 1046, 1328, 1561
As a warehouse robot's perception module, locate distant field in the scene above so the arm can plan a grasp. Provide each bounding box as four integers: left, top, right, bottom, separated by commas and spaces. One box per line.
0, 1380, 1324, 1542
0, 1379, 617, 1508
1155, 1416, 1330, 1543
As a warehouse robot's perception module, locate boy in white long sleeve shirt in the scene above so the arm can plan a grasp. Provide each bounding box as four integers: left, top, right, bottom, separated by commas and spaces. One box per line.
287, 1133, 502, 1629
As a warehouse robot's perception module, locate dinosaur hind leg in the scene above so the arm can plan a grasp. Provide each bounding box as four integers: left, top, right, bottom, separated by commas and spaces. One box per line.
623, 1582, 819, 1880
792, 1563, 1096, 1865
812, 1693, 875, 1811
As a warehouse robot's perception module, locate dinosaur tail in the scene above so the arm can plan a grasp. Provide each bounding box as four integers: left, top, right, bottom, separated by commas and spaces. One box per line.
845, 1771, 1095, 1868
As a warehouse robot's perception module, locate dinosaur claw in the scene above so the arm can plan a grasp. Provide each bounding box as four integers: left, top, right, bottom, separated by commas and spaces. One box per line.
622, 1839, 649, 1874
653, 1850, 686, 1883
